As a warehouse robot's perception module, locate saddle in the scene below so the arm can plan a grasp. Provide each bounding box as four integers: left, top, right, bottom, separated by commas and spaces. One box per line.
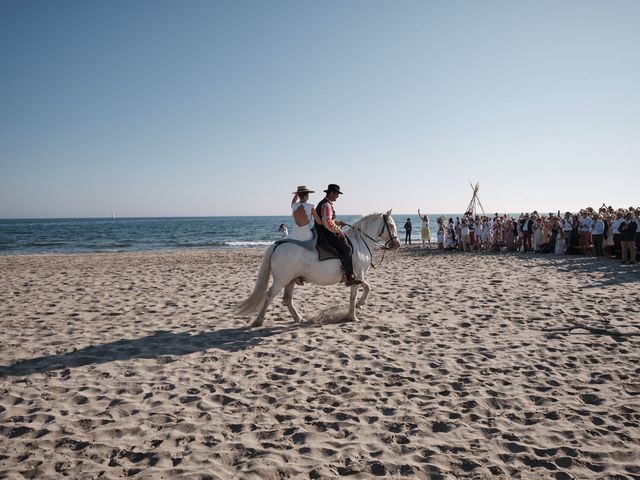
274, 228, 341, 262
316, 240, 341, 262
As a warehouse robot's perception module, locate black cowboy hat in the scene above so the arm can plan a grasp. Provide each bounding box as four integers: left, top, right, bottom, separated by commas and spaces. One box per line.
324, 184, 343, 194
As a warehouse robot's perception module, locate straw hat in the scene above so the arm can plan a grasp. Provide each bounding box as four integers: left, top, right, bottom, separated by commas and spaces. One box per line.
292, 186, 315, 195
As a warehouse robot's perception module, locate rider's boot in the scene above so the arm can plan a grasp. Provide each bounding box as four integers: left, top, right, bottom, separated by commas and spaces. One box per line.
345, 274, 362, 287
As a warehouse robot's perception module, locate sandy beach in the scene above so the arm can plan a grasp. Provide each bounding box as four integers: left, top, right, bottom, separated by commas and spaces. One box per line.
1, 247, 639, 479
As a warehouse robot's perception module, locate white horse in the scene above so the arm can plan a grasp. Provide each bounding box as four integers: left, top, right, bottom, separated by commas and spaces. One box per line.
237, 210, 400, 327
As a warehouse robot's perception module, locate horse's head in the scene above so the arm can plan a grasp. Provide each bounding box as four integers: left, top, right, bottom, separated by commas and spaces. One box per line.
350, 210, 400, 250
381, 209, 401, 250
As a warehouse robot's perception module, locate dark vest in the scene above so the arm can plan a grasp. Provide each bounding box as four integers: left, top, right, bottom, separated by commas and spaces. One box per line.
315, 198, 335, 236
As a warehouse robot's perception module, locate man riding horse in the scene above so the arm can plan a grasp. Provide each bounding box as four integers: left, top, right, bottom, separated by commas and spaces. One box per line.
316, 184, 362, 286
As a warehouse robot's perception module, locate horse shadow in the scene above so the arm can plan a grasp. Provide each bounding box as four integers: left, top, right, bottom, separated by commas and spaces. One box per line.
0, 322, 304, 378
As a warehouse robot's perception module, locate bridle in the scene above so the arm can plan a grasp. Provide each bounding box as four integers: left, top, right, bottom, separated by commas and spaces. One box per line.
349, 213, 398, 268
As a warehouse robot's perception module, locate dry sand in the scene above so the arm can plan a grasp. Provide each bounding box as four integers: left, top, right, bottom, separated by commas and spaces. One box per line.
1, 247, 639, 479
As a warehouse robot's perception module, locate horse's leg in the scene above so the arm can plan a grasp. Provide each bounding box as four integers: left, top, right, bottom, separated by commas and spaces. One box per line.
346, 285, 360, 322
356, 281, 371, 309
250, 280, 287, 328
283, 281, 304, 323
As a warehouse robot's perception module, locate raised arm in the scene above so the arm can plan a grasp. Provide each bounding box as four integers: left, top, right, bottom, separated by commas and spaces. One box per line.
291, 193, 299, 207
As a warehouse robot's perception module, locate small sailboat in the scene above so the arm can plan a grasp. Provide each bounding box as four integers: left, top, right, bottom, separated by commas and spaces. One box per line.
111, 212, 116, 219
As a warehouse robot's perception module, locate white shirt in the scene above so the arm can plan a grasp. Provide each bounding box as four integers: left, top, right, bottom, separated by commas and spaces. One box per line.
612, 217, 624, 234
591, 219, 604, 235
579, 216, 592, 233
562, 219, 573, 231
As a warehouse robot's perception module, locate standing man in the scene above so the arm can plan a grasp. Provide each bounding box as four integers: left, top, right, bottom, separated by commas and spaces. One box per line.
562, 212, 573, 253
578, 210, 593, 255
316, 184, 361, 286
611, 210, 624, 258
403, 218, 412, 245
619, 212, 637, 265
591, 213, 605, 259
520, 214, 532, 252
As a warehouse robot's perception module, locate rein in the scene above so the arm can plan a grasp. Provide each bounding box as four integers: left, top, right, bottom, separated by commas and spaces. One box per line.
347, 214, 398, 269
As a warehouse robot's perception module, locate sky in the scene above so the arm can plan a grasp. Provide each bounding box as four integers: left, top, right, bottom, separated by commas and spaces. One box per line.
1, 0, 639, 218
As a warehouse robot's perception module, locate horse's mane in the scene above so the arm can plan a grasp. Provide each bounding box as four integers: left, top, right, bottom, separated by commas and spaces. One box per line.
350, 212, 384, 231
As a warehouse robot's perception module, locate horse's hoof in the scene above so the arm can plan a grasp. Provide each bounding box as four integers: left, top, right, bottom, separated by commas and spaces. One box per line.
356, 303, 365, 310
249, 320, 264, 328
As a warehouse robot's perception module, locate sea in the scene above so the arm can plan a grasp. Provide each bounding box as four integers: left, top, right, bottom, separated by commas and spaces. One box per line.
0, 215, 464, 255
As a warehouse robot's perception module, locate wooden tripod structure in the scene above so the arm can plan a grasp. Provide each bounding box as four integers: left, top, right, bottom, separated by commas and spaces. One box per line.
465, 181, 485, 216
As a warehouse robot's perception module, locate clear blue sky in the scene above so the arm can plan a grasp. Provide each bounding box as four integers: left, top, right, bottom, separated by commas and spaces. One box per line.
1, 0, 638, 218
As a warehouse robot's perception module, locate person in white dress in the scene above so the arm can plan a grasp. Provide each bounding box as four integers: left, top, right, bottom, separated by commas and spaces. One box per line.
532, 217, 544, 252
290, 186, 322, 241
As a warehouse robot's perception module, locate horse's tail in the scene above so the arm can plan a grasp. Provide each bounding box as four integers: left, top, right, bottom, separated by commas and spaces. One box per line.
235, 244, 275, 316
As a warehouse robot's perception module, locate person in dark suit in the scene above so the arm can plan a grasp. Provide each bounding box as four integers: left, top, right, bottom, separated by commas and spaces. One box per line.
619, 212, 638, 264
520, 214, 533, 252
315, 184, 362, 286
403, 218, 412, 245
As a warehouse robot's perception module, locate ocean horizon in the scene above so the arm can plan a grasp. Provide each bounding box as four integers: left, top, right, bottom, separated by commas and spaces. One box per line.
0, 213, 524, 255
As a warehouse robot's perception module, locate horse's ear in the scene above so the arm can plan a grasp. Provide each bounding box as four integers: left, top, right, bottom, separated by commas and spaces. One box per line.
386, 209, 393, 217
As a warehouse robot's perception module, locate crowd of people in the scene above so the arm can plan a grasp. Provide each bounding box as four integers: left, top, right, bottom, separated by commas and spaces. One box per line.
429, 205, 639, 264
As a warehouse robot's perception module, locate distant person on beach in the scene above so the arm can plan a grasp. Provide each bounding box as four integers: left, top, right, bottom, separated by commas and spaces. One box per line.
418, 210, 431, 246
316, 184, 361, 286
403, 218, 412, 245
567, 214, 580, 254
504, 218, 515, 251
436, 225, 445, 249
562, 212, 573, 253
578, 210, 592, 255
290, 185, 322, 241
619, 212, 637, 264
611, 211, 624, 258
520, 214, 533, 252
474, 218, 483, 251
591, 213, 605, 258
278, 224, 288, 237
545, 215, 560, 254
481, 217, 491, 250
447, 218, 456, 249
459, 219, 470, 251
603, 212, 614, 255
